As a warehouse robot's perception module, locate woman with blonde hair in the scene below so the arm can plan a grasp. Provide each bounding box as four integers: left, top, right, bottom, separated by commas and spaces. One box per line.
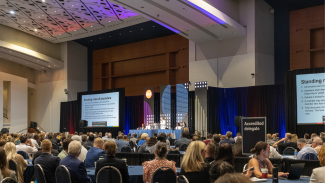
291, 134, 298, 143
0, 148, 17, 181
4, 142, 27, 183
2, 134, 8, 142
310, 144, 325, 183
180, 141, 210, 183
138, 133, 148, 146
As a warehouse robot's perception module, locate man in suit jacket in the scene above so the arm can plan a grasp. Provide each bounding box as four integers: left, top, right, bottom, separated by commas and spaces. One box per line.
115, 135, 129, 152
47, 134, 59, 148
59, 141, 93, 183
220, 131, 235, 145
95, 141, 129, 183
85, 138, 106, 168
32, 148, 59, 164
273, 133, 298, 154
175, 131, 191, 148
34, 139, 60, 183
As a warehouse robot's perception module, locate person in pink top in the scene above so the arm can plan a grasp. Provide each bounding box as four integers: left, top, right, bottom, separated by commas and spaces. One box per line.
142, 142, 176, 183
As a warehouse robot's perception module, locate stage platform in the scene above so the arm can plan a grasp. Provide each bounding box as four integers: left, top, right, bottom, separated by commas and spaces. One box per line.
129, 129, 182, 139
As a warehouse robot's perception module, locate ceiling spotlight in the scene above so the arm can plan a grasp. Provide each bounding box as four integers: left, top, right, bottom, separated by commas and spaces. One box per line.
91, 26, 93, 27
42, 0, 45, 2
34, 29, 37, 31
9, 11, 15, 14
48, 66, 51, 67
74, 30, 76, 31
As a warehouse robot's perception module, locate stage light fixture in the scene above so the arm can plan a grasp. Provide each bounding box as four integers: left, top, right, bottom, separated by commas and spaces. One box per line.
10, 11, 15, 14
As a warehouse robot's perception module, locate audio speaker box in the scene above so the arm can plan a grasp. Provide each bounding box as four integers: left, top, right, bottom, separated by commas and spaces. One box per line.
235, 116, 242, 127
79, 120, 88, 128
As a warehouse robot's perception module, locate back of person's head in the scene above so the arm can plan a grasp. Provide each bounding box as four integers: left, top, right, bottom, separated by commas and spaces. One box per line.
236, 132, 241, 137
183, 127, 189, 133
71, 135, 82, 142
181, 141, 206, 172
181, 131, 187, 138
0, 148, 8, 171
34, 134, 39, 141
157, 135, 166, 143
210, 161, 235, 182
94, 138, 104, 148
311, 133, 317, 138
107, 133, 112, 138
74, 131, 78, 135
48, 134, 53, 139
81, 135, 87, 142
320, 132, 325, 138
155, 142, 167, 158
41, 139, 52, 152
153, 133, 157, 137
206, 142, 216, 156
318, 144, 325, 166
215, 143, 234, 166
251, 141, 268, 155
233, 138, 243, 157
213, 134, 220, 143
266, 134, 272, 140
133, 133, 137, 138
147, 137, 157, 146
226, 131, 232, 138
196, 131, 201, 138
297, 138, 306, 144
63, 139, 73, 150
4, 142, 17, 161
79, 132, 83, 136
89, 134, 94, 141
207, 133, 213, 139
286, 134, 292, 140
192, 135, 201, 141
103, 141, 117, 156
141, 133, 148, 140
220, 135, 226, 141
117, 135, 123, 140
275, 133, 280, 137
20, 136, 27, 143
304, 133, 309, 139
123, 135, 128, 141
68, 141, 82, 156
291, 134, 298, 142
0, 140, 6, 148
215, 173, 254, 183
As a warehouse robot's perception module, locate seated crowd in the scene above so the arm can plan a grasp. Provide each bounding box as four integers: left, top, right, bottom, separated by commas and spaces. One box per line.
0, 130, 324, 183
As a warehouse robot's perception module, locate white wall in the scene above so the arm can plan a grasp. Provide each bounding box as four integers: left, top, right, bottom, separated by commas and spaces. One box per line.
0, 72, 28, 133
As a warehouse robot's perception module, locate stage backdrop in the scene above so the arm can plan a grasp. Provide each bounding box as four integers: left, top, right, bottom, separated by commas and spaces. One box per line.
207, 85, 286, 138
286, 67, 325, 137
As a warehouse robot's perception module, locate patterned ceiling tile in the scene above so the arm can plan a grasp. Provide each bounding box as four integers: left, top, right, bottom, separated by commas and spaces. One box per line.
0, 0, 138, 42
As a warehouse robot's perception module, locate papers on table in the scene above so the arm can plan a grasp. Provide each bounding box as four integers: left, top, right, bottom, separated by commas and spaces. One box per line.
250, 177, 267, 182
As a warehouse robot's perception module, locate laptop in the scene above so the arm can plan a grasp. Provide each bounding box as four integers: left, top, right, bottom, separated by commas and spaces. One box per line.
280, 163, 305, 180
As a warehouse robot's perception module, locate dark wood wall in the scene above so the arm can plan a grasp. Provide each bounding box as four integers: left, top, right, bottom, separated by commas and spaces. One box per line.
92, 34, 189, 96
290, 5, 324, 70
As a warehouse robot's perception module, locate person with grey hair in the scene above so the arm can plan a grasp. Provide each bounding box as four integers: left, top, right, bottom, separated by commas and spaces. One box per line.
220, 131, 235, 145
59, 141, 93, 183
105, 133, 115, 142
312, 137, 323, 154
71, 135, 88, 162
296, 138, 318, 160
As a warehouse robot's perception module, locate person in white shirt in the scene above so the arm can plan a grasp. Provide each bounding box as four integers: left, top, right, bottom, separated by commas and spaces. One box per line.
268, 146, 282, 159
71, 135, 88, 162
31, 134, 40, 149
16, 136, 38, 154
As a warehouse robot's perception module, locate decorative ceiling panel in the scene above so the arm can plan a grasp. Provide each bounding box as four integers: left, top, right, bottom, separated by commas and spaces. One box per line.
0, 0, 143, 43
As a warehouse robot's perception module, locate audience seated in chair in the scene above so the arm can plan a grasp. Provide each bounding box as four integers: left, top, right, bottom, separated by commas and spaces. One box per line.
204, 142, 215, 164
47, 134, 59, 149
34, 139, 60, 183
144, 137, 157, 153
4, 142, 27, 183
15, 136, 38, 155
310, 143, 325, 183
130, 133, 138, 145
137, 133, 148, 146
296, 138, 318, 160
85, 138, 106, 168
209, 161, 236, 183
272, 133, 298, 154
116, 135, 130, 152
71, 135, 88, 162
203, 134, 213, 145
58, 139, 73, 160
138, 137, 150, 153
0, 140, 7, 148
312, 137, 323, 154
142, 142, 176, 183
233, 138, 248, 158
180, 141, 210, 183
32, 146, 59, 164
59, 141, 93, 183
211, 134, 220, 156
175, 131, 191, 149
83, 135, 95, 148
248, 141, 288, 179
220, 131, 235, 145
95, 141, 129, 183
0, 148, 17, 182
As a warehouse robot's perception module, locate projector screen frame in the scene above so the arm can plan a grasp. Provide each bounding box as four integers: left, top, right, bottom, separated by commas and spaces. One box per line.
77, 88, 125, 129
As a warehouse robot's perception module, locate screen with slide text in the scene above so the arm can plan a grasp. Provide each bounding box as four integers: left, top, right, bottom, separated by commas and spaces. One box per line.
296, 73, 325, 124
81, 92, 119, 127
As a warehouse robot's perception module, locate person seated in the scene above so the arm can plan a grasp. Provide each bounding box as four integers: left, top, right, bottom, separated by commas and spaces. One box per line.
32, 144, 59, 164
143, 142, 176, 183
59, 141, 93, 183
180, 141, 210, 183
0, 140, 6, 148
47, 134, 59, 148
144, 137, 157, 153
137, 133, 149, 146
138, 137, 150, 153
304, 133, 309, 142
192, 135, 201, 141
215, 173, 254, 183
31, 134, 40, 149
214, 143, 235, 166
211, 134, 220, 155
81, 135, 88, 146
220, 131, 235, 145
209, 161, 236, 183
234, 132, 242, 142
4, 142, 27, 183
83, 134, 95, 148
0, 148, 17, 181
204, 142, 215, 164
248, 141, 288, 178
308, 133, 318, 144
122, 135, 129, 142
268, 146, 282, 159
312, 137, 323, 154
95, 141, 129, 183
130, 133, 138, 144
310, 143, 325, 183
34, 139, 60, 183
296, 138, 318, 160
85, 138, 106, 168
146, 122, 150, 129
233, 137, 248, 157
203, 134, 213, 145
116, 135, 129, 152
272, 133, 297, 154
266, 134, 275, 145
175, 131, 191, 148
58, 139, 73, 160
16, 136, 38, 154
71, 135, 88, 162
